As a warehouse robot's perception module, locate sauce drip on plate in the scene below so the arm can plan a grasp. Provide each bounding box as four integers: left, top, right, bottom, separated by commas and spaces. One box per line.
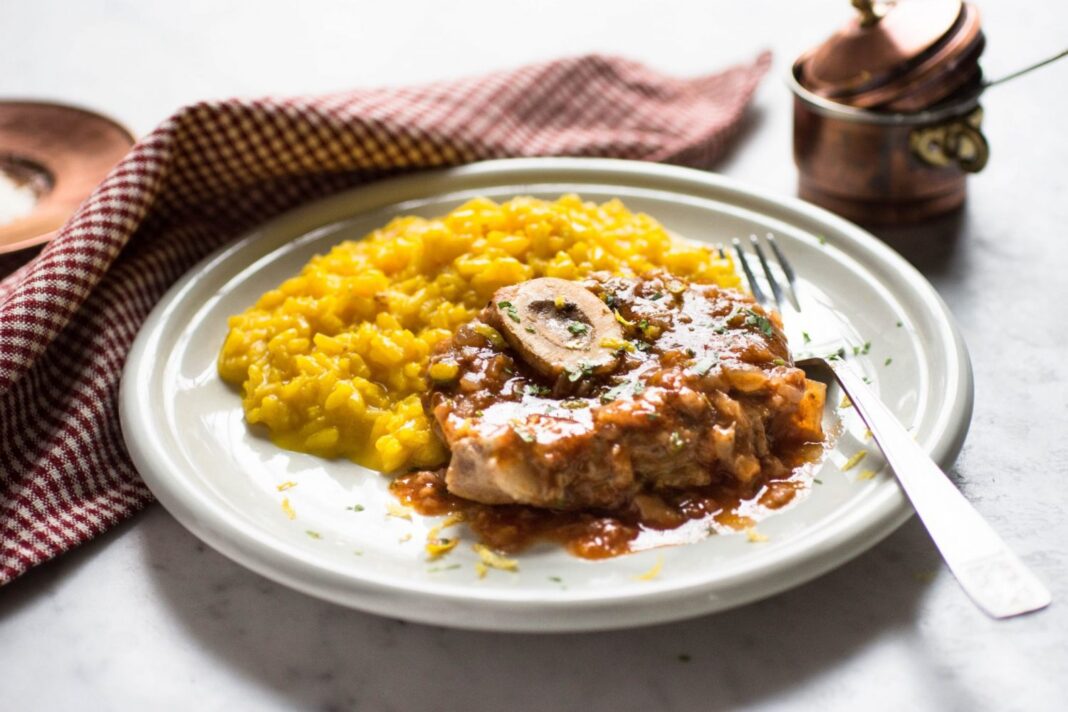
392, 441, 822, 559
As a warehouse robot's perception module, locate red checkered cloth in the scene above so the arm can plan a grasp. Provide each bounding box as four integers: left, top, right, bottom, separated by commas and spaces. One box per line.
0, 52, 770, 584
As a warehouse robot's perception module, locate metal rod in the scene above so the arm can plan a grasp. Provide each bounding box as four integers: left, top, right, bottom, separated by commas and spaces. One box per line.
984, 47, 1068, 89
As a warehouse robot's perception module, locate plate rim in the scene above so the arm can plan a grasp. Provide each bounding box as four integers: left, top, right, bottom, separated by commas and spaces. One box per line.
119, 157, 973, 631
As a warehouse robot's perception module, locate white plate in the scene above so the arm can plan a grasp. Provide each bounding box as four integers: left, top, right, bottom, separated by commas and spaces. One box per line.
120, 158, 973, 632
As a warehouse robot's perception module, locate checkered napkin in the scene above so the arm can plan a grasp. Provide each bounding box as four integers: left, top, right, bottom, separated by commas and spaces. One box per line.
0, 52, 770, 584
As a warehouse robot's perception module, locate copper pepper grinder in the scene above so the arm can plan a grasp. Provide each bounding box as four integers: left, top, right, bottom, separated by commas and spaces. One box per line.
790, 0, 989, 225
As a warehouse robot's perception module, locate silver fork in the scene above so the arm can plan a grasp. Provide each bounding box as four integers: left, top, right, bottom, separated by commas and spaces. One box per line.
730, 233, 1051, 620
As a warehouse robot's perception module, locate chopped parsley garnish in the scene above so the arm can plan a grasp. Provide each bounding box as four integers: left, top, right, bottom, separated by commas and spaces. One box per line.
818, 234, 828, 245
428, 564, 462, 573
826, 347, 846, 361
512, 425, 535, 443
714, 325, 727, 334
524, 326, 536, 334
524, 383, 552, 397
802, 331, 811, 344
346, 504, 365, 512
814, 478, 823, 485
685, 348, 696, 357
567, 321, 589, 336
497, 300, 521, 323
638, 319, 649, 331
634, 340, 651, 352
885, 357, 893, 366
896, 321, 903, 328
772, 358, 785, 366
599, 379, 646, 404
561, 399, 588, 409
600, 382, 630, 404
603, 293, 618, 308
852, 341, 872, 356
690, 356, 719, 375
306, 530, 322, 539
549, 576, 563, 583
744, 309, 774, 337
650, 292, 664, 301
566, 361, 595, 382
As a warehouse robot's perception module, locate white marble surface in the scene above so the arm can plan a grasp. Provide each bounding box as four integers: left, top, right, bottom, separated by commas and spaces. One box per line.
2, 1, 1067, 710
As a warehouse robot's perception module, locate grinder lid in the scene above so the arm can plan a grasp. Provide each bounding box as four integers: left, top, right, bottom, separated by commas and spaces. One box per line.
797, 0, 984, 111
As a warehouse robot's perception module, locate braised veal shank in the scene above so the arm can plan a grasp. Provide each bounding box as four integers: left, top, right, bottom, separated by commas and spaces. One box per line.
426, 273, 825, 510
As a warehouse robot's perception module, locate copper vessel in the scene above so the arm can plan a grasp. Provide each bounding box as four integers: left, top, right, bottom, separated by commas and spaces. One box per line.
791, 72, 987, 224
0, 101, 134, 253
791, 0, 988, 225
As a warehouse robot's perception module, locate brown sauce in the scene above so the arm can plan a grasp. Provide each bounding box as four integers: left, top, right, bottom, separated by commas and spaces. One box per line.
406, 272, 830, 558
391, 441, 823, 559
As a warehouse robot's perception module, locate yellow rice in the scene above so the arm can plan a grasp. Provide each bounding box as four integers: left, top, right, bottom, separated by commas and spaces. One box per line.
218, 194, 740, 472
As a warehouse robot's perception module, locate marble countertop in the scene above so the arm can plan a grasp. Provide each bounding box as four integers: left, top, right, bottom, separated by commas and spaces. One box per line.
1, 1, 1066, 709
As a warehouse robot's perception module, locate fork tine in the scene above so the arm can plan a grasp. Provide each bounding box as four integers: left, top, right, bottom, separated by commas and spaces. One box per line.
750, 235, 784, 310
766, 233, 801, 311
731, 238, 769, 307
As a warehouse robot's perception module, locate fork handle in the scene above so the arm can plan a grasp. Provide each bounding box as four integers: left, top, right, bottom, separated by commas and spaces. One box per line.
832, 363, 1051, 619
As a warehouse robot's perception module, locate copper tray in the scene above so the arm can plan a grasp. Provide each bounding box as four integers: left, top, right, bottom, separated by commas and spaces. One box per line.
0, 101, 134, 254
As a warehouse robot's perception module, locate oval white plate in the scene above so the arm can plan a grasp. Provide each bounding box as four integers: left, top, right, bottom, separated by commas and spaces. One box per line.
120, 158, 972, 632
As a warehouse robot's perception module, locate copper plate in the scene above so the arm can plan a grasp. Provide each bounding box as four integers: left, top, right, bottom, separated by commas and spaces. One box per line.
0, 101, 134, 254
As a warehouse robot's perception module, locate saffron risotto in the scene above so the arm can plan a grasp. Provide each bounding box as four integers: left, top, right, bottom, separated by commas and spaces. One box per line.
218, 195, 740, 472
